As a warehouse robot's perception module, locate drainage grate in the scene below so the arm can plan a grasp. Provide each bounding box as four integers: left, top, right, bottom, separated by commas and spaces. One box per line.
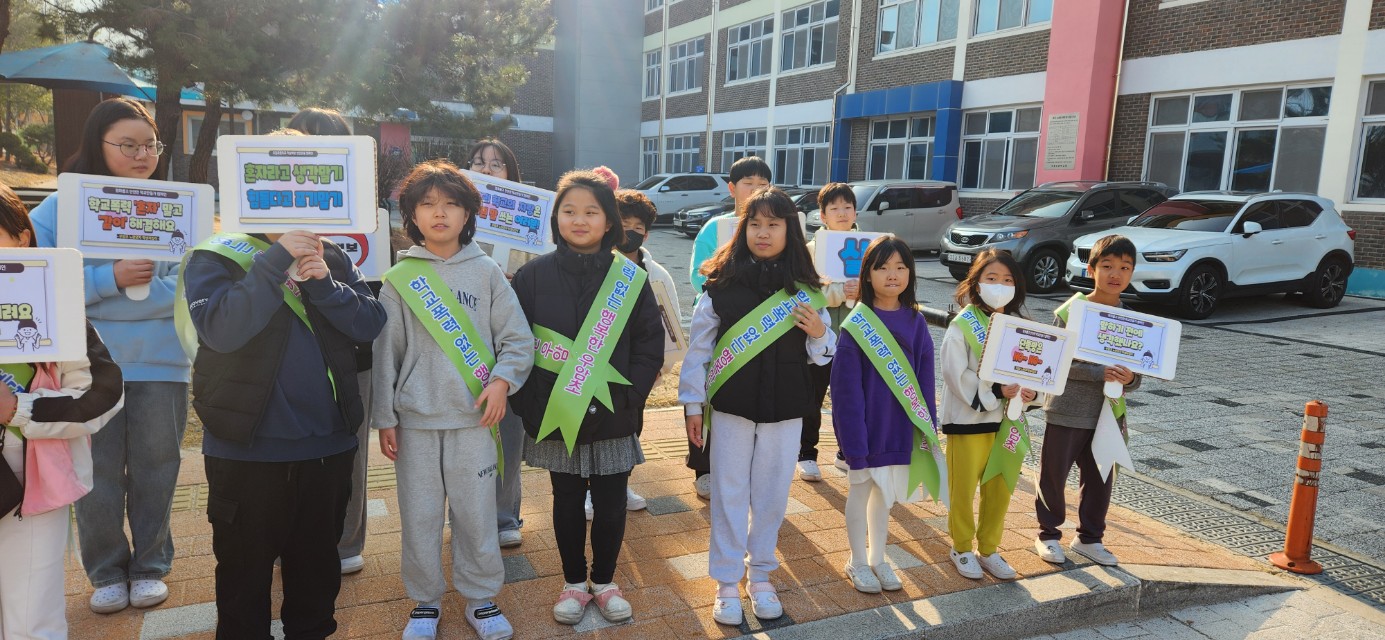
1149, 389, 1180, 398
1140, 457, 1182, 471
1210, 398, 1245, 407
1346, 470, 1385, 486
1175, 439, 1219, 452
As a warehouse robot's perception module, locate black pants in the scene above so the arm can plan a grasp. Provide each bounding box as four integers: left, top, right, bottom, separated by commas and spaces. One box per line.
800, 362, 832, 461
1035, 424, 1113, 544
550, 471, 629, 585
205, 448, 355, 640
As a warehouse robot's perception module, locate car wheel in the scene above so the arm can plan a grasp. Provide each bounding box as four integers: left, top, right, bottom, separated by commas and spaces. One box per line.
949, 267, 969, 282
1026, 250, 1064, 294
1304, 257, 1349, 309
1177, 264, 1221, 320
683, 231, 697, 239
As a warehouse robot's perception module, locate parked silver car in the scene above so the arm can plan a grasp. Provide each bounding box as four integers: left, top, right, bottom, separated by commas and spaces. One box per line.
850, 180, 961, 251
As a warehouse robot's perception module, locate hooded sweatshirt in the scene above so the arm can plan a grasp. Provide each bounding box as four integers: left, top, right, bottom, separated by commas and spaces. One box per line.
371, 242, 534, 431
829, 305, 935, 470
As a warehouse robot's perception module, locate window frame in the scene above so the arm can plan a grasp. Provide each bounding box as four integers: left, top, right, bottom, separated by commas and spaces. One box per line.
644, 50, 662, 100
182, 111, 252, 155
641, 137, 660, 179
958, 105, 1041, 192
774, 123, 833, 186
780, 0, 840, 73
876, 0, 961, 55
972, 0, 1053, 37
1353, 78, 1385, 202
646, 0, 664, 14
867, 115, 936, 181
664, 134, 703, 174
721, 129, 767, 173
667, 37, 707, 96
725, 16, 775, 84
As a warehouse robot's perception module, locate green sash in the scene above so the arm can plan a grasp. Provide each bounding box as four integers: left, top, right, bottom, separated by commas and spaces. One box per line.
954, 305, 1031, 493
536, 254, 647, 453
705, 287, 827, 401
841, 305, 945, 504
382, 257, 505, 477
1055, 294, 1126, 420
1, 363, 34, 439
174, 233, 336, 398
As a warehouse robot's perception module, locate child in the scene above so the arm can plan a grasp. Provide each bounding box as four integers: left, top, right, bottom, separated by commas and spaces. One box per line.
1035, 235, 1141, 567
465, 137, 529, 549
685, 156, 772, 498
941, 248, 1039, 581
680, 187, 834, 625
0, 185, 126, 640
182, 216, 385, 635
831, 235, 944, 594
28, 97, 190, 613
800, 182, 861, 481
372, 161, 533, 640
510, 171, 664, 625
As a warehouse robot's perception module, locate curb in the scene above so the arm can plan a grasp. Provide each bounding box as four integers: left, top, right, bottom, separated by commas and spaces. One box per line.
739, 564, 1298, 640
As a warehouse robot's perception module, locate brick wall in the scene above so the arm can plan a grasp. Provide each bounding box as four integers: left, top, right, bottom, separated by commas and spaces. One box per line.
960, 196, 1010, 218
714, 28, 771, 112
512, 50, 554, 117
1123, 0, 1344, 61
1107, 93, 1151, 182
669, 0, 712, 27
710, 131, 723, 172
1343, 211, 1385, 270
848, 120, 868, 181
665, 36, 711, 118
777, 67, 841, 105
646, 9, 662, 36
853, 0, 956, 92
963, 30, 1049, 81
643, 100, 661, 121
1373, 0, 1385, 29
499, 129, 557, 189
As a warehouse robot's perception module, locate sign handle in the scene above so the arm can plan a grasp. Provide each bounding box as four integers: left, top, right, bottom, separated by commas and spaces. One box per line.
1006, 390, 1025, 421
1103, 380, 1123, 399
126, 283, 151, 301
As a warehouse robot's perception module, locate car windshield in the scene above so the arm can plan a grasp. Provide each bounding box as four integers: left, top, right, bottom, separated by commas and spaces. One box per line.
632, 175, 666, 190
1130, 200, 1244, 232
794, 193, 820, 211
852, 185, 879, 208
993, 191, 1081, 218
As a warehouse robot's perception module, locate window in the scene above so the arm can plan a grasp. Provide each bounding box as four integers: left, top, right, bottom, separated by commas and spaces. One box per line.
867, 185, 954, 211
959, 106, 1041, 190
775, 124, 832, 186
1278, 200, 1322, 228
868, 116, 935, 180
721, 129, 767, 172
1146, 85, 1330, 194
974, 0, 1052, 35
183, 112, 251, 155
877, 0, 960, 53
781, 0, 839, 72
644, 51, 662, 99
667, 38, 706, 94
646, 0, 663, 12
642, 138, 659, 179
726, 17, 774, 82
1355, 80, 1385, 201
666, 175, 719, 191
665, 134, 702, 173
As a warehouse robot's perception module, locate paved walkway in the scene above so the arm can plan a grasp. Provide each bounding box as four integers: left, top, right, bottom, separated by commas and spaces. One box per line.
65, 409, 1267, 640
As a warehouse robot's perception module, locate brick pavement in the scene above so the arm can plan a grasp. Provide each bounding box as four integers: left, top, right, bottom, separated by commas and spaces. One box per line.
64, 408, 1265, 640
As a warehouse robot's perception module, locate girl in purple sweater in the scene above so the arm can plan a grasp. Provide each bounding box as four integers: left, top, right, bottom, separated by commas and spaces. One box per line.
830, 236, 943, 595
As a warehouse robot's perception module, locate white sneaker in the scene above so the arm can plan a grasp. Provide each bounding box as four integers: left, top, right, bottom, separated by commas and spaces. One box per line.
747, 581, 782, 620
591, 582, 633, 622
712, 585, 742, 625
89, 582, 129, 614
977, 553, 1018, 579
402, 604, 441, 640
340, 555, 365, 575
872, 562, 903, 591
129, 579, 169, 608
498, 529, 522, 548
466, 601, 514, 640
552, 582, 590, 625
626, 487, 647, 511
797, 460, 822, 482
845, 563, 881, 594
950, 550, 984, 579
833, 455, 849, 473
1034, 538, 1066, 564
694, 474, 711, 500
585, 491, 594, 521
1070, 540, 1120, 566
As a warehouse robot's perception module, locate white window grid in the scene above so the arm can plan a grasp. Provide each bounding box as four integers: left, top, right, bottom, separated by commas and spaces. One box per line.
1143, 84, 1332, 195
781, 0, 839, 72
876, 0, 960, 54
721, 129, 767, 173
726, 17, 775, 83
959, 106, 1042, 191
775, 124, 832, 186
642, 138, 660, 179
973, 0, 1052, 36
665, 134, 702, 173
668, 37, 706, 95
868, 116, 935, 181
646, 0, 663, 13
1354, 79, 1385, 202
644, 50, 662, 100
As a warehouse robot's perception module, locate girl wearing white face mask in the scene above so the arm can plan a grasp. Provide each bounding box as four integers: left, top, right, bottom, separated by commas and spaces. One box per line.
939, 248, 1041, 581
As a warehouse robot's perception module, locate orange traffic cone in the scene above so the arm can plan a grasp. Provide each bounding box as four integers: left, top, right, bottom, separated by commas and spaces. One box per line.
1269, 400, 1327, 574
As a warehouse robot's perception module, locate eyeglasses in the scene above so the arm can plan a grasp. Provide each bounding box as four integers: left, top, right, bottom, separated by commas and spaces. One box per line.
470, 159, 505, 172
104, 140, 166, 158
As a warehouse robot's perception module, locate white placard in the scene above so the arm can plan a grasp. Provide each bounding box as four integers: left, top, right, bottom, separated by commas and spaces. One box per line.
811, 230, 890, 282
0, 248, 86, 364
56, 174, 214, 262
1064, 299, 1181, 381
218, 135, 377, 233
318, 208, 393, 281
715, 212, 809, 248
461, 169, 555, 275
977, 313, 1078, 397
650, 279, 687, 367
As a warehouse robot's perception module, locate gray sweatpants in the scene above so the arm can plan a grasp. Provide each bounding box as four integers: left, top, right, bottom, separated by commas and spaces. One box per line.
396, 426, 503, 604
708, 410, 800, 584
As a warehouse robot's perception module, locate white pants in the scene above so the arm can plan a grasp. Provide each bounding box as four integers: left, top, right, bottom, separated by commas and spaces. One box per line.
0, 504, 70, 640
708, 410, 800, 584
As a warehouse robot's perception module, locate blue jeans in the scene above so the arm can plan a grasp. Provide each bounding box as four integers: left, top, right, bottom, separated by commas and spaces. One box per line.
496, 411, 524, 533
75, 381, 189, 587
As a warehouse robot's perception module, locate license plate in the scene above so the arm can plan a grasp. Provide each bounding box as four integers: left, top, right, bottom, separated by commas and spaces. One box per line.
1080, 268, 1088, 278
945, 252, 973, 264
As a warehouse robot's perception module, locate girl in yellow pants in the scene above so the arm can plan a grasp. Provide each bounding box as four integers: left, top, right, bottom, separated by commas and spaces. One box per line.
939, 249, 1038, 580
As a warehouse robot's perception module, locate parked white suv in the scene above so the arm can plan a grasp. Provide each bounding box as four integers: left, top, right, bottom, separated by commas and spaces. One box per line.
632, 173, 731, 221
1066, 192, 1355, 320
